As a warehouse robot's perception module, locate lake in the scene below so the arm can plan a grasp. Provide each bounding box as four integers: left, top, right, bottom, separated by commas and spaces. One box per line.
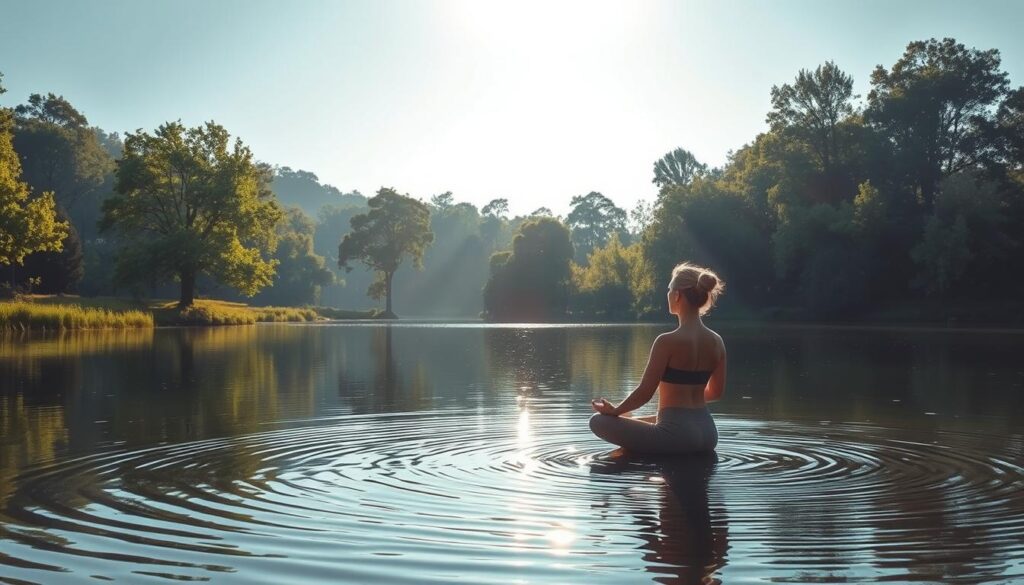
2, 322, 1023, 584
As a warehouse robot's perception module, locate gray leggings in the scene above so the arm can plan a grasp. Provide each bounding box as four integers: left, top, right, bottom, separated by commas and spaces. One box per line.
589, 406, 719, 454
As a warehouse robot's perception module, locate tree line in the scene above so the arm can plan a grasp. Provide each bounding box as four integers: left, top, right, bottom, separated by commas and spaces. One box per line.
2, 37, 1023, 322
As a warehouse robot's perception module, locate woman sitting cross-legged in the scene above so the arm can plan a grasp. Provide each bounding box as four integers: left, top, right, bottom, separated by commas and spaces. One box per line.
589, 262, 726, 455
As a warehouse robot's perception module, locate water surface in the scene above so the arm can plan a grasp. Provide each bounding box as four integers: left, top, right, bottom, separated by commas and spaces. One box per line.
2, 323, 1023, 583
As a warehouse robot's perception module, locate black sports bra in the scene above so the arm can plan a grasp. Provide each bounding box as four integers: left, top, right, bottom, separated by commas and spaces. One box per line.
661, 366, 713, 385
661, 330, 714, 385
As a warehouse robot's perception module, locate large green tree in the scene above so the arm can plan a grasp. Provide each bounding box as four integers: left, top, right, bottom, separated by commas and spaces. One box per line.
0, 74, 68, 285
13, 93, 113, 209
337, 187, 433, 316
100, 121, 282, 307
566, 191, 627, 263
483, 217, 574, 321
768, 61, 856, 175
867, 38, 1012, 210
652, 147, 707, 189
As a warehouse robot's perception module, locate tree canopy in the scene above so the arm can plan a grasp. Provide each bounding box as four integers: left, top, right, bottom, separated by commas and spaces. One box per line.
653, 147, 707, 188
483, 217, 574, 321
768, 60, 856, 174
566, 191, 627, 263
100, 121, 282, 306
337, 187, 433, 316
0, 76, 68, 280
867, 38, 1011, 209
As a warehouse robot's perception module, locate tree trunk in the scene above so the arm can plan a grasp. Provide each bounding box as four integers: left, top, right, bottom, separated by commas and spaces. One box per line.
385, 270, 393, 316
179, 270, 196, 308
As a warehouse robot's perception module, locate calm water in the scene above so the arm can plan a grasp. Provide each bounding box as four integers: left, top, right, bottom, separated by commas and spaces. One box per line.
2, 322, 1023, 584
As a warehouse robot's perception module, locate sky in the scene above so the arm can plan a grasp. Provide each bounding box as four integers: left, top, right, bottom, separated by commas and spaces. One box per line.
2, 0, 1023, 216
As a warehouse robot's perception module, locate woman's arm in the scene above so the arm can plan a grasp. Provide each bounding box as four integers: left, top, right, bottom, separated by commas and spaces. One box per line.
610, 335, 669, 415
704, 345, 727, 402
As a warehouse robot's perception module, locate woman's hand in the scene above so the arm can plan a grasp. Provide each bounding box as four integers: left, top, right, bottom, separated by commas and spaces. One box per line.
591, 398, 618, 416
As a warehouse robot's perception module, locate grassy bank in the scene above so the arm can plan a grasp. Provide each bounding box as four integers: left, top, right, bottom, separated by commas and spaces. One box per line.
2, 296, 381, 330
0, 300, 153, 331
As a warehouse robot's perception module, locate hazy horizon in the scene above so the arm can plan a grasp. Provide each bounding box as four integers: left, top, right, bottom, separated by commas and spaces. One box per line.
2, 0, 1023, 215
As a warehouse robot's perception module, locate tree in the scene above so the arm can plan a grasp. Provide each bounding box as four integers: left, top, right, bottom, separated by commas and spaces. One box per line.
19, 207, 84, 293
570, 234, 641, 319
0, 75, 68, 285
995, 87, 1024, 173
430, 191, 454, 211
566, 191, 627, 263
653, 147, 707, 189
530, 206, 554, 217
481, 198, 509, 218
911, 173, 1011, 297
628, 199, 654, 237
483, 217, 574, 321
255, 207, 334, 306
337, 187, 433, 316
12, 93, 113, 208
100, 121, 281, 307
768, 61, 856, 174
867, 38, 1012, 210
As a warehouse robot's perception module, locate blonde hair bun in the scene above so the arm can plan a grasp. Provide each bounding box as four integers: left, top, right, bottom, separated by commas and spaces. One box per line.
697, 273, 718, 292
669, 262, 725, 315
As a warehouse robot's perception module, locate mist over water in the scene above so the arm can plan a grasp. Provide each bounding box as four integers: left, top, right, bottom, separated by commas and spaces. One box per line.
2, 323, 1023, 583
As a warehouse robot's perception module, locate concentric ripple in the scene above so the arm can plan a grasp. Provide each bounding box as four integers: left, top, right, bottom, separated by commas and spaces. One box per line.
2, 411, 1023, 584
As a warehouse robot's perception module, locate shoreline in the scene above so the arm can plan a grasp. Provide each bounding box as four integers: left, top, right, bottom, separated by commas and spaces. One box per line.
5, 295, 1023, 332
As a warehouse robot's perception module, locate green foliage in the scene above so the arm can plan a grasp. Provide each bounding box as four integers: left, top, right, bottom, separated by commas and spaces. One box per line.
641, 177, 772, 315
768, 61, 855, 173
430, 191, 454, 210
19, 208, 84, 293
337, 187, 433, 315
12, 93, 113, 209
481, 198, 509, 218
911, 173, 1012, 296
566, 191, 627, 263
165, 302, 318, 325
867, 38, 1011, 209
570, 234, 644, 319
0, 98, 68, 271
912, 214, 971, 297
100, 121, 282, 307
653, 147, 707, 189
484, 217, 574, 321
255, 207, 334, 306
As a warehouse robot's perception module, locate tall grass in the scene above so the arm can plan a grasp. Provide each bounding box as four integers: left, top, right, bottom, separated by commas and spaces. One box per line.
152, 300, 320, 326
7, 296, 352, 329
0, 301, 154, 331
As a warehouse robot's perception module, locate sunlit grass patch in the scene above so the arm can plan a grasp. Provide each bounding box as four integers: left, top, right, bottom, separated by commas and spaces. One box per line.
0, 301, 154, 331
149, 300, 319, 326
14, 296, 378, 328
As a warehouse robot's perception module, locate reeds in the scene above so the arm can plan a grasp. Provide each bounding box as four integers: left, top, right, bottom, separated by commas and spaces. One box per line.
0, 301, 154, 331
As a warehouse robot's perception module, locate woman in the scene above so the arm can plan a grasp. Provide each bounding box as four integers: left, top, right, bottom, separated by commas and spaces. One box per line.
589, 262, 726, 454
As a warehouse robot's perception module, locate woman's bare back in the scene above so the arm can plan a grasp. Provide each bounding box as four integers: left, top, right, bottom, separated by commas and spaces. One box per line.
657, 325, 725, 409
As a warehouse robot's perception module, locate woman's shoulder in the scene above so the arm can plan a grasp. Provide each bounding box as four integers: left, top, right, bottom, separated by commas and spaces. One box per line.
705, 327, 726, 355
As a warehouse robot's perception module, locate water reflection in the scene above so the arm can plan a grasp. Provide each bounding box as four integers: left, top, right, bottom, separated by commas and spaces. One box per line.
590, 451, 727, 584
0, 323, 1022, 583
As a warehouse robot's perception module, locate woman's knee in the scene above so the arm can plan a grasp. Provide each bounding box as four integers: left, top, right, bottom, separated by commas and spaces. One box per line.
589, 413, 616, 438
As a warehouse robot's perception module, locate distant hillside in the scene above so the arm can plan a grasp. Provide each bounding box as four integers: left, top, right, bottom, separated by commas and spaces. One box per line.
271, 167, 366, 216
